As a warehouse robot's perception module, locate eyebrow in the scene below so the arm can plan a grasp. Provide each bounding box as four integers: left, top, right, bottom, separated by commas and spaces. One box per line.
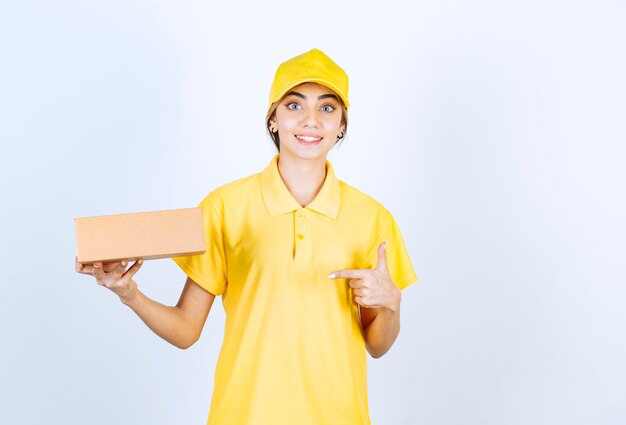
284, 91, 340, 102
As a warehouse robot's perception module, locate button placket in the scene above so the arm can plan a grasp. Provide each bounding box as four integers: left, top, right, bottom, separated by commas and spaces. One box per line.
293, 208, 311, 266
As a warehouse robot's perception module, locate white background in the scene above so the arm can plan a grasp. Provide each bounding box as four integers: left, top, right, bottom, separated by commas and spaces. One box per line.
1, 0, 625, 424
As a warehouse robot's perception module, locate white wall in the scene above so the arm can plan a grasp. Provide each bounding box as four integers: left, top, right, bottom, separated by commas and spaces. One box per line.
1, 0, 624, 424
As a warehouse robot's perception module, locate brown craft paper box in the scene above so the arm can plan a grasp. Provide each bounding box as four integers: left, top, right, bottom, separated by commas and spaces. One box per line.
75, 208, 206, 264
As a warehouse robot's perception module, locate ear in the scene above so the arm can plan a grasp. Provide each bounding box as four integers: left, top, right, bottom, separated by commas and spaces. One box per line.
337, 124, 346, 139
268, 118, 278, 133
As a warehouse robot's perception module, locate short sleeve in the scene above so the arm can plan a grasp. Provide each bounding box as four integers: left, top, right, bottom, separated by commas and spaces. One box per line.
367, 212, 417, 290
171, 192, 227, 296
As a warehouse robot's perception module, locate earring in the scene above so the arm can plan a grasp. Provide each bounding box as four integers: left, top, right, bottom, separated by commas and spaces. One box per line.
337, 132, 344, 139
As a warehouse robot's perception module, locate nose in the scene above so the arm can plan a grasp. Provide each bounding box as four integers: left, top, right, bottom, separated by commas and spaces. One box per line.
301, 108, 320, 128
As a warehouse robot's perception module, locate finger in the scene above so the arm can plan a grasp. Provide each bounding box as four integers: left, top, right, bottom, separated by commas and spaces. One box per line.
354, 295, 368, 308
78, 264, 96, 275
75, 257, 94, 275
328, 269, 369, 280
122, 258, 144, 279
355, 295, 382, 309
92, 262, 104, 280
352, 287, 367, 297
75, 257, 81, 272
348, 279, 364, 289
112, 260, 128, 277
375, 241, 389, 272
102, 261, 122, 273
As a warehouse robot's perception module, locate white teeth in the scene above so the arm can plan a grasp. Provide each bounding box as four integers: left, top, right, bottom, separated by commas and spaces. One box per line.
297, 135, 322, 143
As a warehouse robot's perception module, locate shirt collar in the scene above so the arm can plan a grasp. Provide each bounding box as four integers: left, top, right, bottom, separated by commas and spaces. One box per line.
261, 154, 341, 220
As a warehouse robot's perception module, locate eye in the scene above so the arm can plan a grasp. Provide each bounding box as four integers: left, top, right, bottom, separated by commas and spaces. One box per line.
321, 105, 335, 112
286, 102, 301, 110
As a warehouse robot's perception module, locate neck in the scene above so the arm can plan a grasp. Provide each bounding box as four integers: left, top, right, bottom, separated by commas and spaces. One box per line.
276, 153, 327, 207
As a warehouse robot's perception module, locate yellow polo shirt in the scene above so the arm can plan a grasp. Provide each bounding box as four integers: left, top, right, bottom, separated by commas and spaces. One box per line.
172, 154, 417, 425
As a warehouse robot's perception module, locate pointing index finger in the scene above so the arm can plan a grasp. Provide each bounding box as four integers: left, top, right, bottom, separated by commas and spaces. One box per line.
328, 269, 369, 280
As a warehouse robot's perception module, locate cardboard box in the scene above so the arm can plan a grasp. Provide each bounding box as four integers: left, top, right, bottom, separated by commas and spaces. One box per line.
75, 208, 205, 264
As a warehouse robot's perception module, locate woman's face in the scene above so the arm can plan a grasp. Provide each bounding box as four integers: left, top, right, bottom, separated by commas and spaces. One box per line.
269, 82, 346, 161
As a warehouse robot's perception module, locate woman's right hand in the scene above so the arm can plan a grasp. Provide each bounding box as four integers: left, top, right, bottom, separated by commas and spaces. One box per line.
75, 257, 144, 304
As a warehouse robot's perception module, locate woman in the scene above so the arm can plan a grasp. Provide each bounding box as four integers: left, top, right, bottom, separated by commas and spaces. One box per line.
76, 48, 417, 425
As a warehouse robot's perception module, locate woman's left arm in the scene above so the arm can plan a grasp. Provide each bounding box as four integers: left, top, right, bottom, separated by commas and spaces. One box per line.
329, 241, 402, 358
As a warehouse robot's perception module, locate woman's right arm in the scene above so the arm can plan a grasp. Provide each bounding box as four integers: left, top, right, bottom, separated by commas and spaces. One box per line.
75, 258, 216, 349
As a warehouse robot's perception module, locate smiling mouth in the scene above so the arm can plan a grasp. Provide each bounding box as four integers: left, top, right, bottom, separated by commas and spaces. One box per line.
296, 135, 323, 143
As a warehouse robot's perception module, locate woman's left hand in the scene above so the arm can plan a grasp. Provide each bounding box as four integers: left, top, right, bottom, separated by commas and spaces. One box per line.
329, 242, 401, 312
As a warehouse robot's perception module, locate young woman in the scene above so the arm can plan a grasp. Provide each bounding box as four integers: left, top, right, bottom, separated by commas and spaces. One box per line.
76, 48, 417, 425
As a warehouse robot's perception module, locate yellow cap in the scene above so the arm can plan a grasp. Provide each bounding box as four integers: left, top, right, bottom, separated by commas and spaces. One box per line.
268, 48, 350, 112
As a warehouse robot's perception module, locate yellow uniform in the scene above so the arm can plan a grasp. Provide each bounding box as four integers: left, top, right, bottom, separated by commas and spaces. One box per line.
173, 154, 417, 425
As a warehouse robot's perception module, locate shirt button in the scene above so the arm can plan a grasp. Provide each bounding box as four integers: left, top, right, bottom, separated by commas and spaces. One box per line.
299, 213, 305, 219
297, 233, 304, 240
